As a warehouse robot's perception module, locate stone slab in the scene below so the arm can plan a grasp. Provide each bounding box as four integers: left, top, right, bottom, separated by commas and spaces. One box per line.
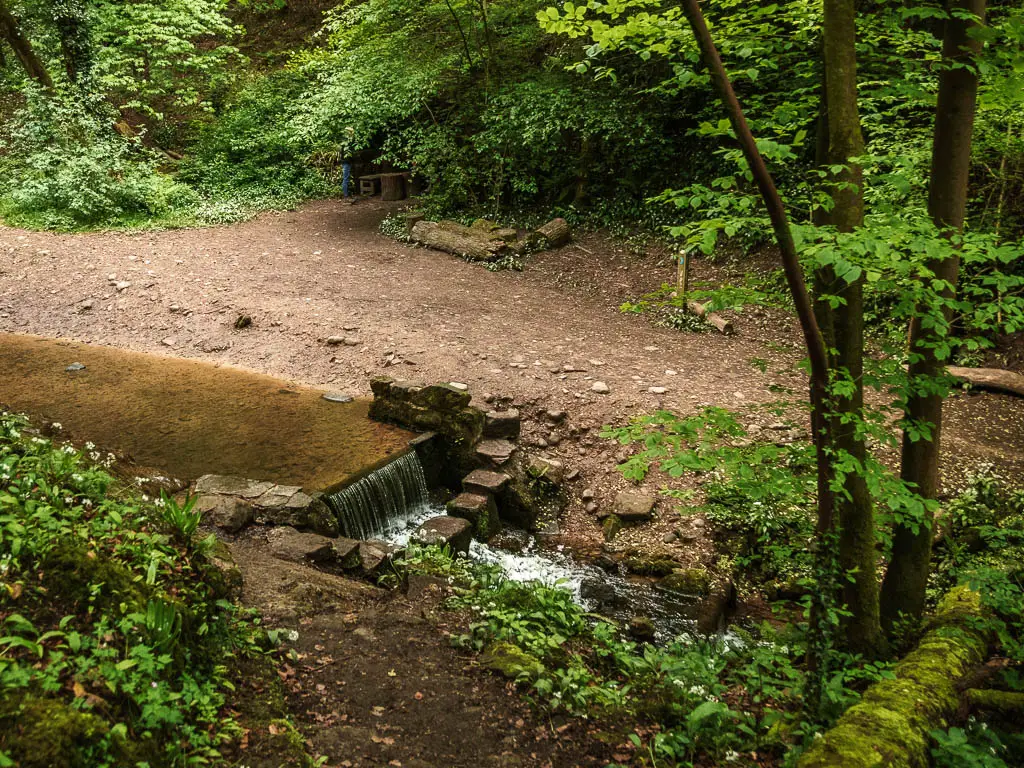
613, 491, 656, 521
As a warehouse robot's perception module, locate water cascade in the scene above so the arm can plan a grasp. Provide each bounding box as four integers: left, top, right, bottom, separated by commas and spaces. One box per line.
325, 451, 431, 539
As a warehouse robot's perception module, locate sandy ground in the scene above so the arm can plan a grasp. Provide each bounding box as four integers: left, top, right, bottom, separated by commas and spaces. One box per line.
2, 198, 1022, 561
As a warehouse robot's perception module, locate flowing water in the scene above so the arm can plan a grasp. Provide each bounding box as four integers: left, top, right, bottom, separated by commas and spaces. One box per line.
367, 454, 701, 640
324, 451, 432, 539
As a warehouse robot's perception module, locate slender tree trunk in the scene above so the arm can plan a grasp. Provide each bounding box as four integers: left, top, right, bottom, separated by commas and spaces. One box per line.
677, 0, 834, 555
880, 0, 986, 630
55, 0, 91, 84
818, 0, 884, 656
0, 0, 53, 88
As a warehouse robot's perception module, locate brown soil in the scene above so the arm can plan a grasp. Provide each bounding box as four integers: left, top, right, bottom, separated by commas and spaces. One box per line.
227, 535, 618, 767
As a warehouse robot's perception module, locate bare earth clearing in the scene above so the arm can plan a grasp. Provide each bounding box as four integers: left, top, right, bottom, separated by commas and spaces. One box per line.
2, 199, 1023, 766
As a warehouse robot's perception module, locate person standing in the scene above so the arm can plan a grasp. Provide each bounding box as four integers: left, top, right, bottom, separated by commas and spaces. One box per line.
341, 126, 355, 199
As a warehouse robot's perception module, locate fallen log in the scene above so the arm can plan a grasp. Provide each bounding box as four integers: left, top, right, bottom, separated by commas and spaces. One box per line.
797, 585, 989, 768
947, 366, 1024, 398
410, 220, 510, 262
536, 217, 571, 248
687, 299, 734, 335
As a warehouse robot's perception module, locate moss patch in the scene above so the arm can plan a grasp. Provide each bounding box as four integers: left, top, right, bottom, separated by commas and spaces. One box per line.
0, 695, 111, 768
797, 586, 989, 768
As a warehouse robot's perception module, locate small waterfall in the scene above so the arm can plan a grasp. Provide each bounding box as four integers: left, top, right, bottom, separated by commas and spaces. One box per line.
325, 451, 431, 539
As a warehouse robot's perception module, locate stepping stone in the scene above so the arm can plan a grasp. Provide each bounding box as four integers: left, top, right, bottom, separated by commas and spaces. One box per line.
267, 527, 336, 564
414, 515, 472, 555
476, 439, 515, 466
332, 537, 362, 569
526, 455, 564, 485
447, 492, 500, 539
613, 491, 656, 521
484, 409, 521, 439
462, 469, 511, 496
195, 474, 274, 499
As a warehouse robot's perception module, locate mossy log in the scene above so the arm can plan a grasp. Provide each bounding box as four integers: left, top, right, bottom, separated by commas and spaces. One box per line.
797, 586, 989, 768
411, 220, 511, 262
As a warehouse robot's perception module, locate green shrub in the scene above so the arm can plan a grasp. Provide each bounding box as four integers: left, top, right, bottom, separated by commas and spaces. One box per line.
0, 93, 185, 229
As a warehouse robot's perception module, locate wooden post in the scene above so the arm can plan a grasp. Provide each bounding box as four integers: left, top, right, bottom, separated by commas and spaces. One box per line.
677, 248, 692, 300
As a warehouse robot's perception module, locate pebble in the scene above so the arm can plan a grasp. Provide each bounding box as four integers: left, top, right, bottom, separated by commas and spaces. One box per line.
648, 386, 668, 395
584, 501, 599, 514
665, 369, 678, 376
565, 468, 580, 482
546, 409, 567, 422
162, 337, 176, 347
449, 382, 469, 391
343, 337, 361, 346
65, 362, 86, 372
115, 281, 131, 292
591, 381, 610, 394
581, 488, 595, 501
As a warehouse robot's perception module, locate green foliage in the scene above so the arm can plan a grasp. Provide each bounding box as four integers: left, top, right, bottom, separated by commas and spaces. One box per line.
930, 722, 1010, 768
0, 92, 186, 228
0, 412, 287, 766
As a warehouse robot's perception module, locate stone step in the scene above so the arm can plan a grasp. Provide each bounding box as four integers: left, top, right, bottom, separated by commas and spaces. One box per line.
413, 515, 472, 555
483, 408, 521, 439
446, 491, 500, 539
462, 469, 511, 496
475, 439, 515, 467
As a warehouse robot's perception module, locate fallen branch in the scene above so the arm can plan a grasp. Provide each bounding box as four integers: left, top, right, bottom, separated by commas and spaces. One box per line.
687, 299, 734, 335
410, 220, 510, 262
797, 586, 989, 768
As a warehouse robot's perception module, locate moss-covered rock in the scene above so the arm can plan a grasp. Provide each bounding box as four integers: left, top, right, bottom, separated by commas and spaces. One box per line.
479, 642, 545, 681
0, 695, 110, 768
623, 550, 677, 577
660, 568, 711, 595
797, 586, 990, 768
39, 542, 149, 615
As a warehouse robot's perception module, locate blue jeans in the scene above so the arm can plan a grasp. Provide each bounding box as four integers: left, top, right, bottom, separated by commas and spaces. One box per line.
342, 162, 352, 197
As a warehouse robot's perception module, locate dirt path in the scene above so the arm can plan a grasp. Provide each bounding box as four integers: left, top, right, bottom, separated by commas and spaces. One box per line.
1, 199, 1022, 536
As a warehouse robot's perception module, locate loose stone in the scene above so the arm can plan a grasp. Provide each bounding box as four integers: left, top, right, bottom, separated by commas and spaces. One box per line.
591, 381, 610, 394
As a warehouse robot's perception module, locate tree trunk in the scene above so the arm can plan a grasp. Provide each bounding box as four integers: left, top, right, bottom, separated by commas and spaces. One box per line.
881, 0, 987, 631
0, 0, 53, 88
411, 220, 511, 262
55, 2, 92, 84
677, 0, 834, 585
819, 0, 884, 657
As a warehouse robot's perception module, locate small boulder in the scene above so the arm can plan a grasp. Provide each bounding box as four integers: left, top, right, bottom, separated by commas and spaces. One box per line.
414, 516, 472, 555
660, 568, 711, 596
357, 541, 396, 576
613, 490, 656, 522
628, 615, 657, 643
195, 475, 274, 499
526, 455, 564, 485
333, 537, 362, 570
196, 495, 253, 533
479, 642, 544, 680
267, 527, 336, 565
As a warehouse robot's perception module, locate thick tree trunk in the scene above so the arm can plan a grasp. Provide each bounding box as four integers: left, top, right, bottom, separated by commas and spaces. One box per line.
819, 0, 884, 657
411, 220, 511, 262
0, 0, 53, 88
881, 0, 986, 631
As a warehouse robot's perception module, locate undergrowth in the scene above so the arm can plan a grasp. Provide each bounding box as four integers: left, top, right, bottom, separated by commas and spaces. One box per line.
0, 412, 310, 767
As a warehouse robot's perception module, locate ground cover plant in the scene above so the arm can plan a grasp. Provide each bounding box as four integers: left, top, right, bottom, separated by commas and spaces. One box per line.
0, 411, 310, 767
